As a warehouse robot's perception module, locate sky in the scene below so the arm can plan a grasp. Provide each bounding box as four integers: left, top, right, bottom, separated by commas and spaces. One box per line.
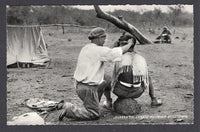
72, 5, 193, 13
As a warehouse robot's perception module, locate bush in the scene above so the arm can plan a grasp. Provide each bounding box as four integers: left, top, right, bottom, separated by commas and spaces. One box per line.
6, 6, 193, 29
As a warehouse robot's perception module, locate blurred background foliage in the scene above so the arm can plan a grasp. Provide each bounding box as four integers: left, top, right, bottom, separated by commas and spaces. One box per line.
6, 5, 193, 32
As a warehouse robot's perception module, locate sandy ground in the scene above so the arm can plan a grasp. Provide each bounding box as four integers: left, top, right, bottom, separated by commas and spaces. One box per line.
7, 26, 194, 125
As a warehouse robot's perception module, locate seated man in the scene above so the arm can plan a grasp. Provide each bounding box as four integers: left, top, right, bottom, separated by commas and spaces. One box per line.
156, 26, 172, 43
106, 33, 162, 107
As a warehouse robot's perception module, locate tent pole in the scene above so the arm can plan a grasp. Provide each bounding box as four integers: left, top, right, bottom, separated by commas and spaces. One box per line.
16, 56, 19, 68
17, 62, 20, 68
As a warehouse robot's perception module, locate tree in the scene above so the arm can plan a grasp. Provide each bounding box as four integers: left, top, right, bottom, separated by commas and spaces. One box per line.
94, 5, 152, 44
168, 5, 184, 26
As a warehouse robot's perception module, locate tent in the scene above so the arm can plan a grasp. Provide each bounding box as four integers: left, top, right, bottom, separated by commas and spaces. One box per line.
7, 25, 50, 68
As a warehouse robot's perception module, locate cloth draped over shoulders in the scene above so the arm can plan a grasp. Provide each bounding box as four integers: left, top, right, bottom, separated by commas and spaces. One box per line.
112, 52, 149, 89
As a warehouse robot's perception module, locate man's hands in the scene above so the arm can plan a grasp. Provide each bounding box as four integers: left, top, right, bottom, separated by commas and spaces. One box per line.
113, 32, 136, 53
119, 33, 133, 42
116, 32, 136, 47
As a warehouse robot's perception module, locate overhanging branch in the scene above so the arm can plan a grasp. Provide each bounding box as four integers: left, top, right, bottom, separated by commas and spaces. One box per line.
94, 5, 153, 44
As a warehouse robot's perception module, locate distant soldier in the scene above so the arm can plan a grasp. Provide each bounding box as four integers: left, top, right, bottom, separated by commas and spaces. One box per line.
156, 26, 172, 43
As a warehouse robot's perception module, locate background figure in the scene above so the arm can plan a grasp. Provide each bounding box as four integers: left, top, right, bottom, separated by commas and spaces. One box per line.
156, 26, 172, 43
112, 33, 162, 107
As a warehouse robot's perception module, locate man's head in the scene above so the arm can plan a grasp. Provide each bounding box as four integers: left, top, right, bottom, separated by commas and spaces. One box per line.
163, 26, 168, 30
88, 27, 107, 46
117, 33, 137, 51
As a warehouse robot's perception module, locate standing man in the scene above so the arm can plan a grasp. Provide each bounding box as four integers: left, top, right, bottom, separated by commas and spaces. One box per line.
59, 27, 133, 121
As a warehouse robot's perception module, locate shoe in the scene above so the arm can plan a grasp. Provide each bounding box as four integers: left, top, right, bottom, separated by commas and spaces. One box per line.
103, 99, 112, 110
59, 102, 73, 121
151, 98, 162, 107
59, 109, 66, 121
56, 100, 64, 110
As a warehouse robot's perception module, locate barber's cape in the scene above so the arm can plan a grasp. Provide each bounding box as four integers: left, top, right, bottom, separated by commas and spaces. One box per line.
24, 98, 64, 112
112, 52, 149, 89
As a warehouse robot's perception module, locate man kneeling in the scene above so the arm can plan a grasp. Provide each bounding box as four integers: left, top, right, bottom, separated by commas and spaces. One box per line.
59, 28, 134, 121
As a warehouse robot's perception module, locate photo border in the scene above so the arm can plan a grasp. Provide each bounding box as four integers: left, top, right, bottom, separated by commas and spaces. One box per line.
0, 0, 199, 132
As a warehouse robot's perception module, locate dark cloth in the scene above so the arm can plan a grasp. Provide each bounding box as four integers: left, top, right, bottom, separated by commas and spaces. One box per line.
113, 65, 146, 98
118, 65, 133, 84
156, 35, 171, 40
156, 29, 171, 40
156, 29, 172, 43
113, 81, 145, 99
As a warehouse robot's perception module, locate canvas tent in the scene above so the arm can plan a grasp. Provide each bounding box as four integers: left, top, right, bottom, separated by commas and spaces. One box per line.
7, 25, 50, 68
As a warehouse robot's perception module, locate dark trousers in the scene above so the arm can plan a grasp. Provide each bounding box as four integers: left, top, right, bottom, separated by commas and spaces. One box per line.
64, 80, 111, 120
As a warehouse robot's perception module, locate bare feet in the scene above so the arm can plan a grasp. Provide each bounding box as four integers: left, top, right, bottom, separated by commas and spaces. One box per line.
151, 98, 162, 107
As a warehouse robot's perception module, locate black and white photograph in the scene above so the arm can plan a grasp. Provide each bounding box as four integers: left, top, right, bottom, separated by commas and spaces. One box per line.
6, 5, 194, 125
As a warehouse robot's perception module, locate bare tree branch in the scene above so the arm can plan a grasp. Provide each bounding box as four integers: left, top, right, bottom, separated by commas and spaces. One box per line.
94, 5, 153, 44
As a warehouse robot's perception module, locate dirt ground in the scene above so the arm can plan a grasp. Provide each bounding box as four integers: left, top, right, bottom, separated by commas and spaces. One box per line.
7, 26, 194, 125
